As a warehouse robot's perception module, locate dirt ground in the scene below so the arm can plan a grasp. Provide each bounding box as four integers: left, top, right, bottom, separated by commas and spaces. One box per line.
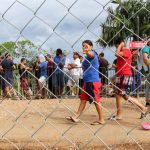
0, 97, 149, 150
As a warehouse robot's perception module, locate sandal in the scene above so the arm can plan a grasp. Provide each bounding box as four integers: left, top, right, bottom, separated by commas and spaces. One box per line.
140, 112, 146, 119
65, 116, 79, 123
66, 116, 72, 120
91, 121, 105, 125
144, 107, 150, 116
140, 107, 150, 119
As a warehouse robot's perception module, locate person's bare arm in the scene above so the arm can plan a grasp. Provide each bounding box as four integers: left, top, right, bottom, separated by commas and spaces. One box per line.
112, 64, 117, 68
0, 65, 3, 71
84, 50, 94, 58
67, 64, 72, 70
143, 53, 150, 66
115, 42, 125, 57
21, 64, 30, 70
12, 64, 16, 70
69, 64, 77, 68
147, 59, 150, 66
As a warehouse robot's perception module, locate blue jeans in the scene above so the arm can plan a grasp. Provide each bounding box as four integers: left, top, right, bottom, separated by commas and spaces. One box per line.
52, 71, 64, 90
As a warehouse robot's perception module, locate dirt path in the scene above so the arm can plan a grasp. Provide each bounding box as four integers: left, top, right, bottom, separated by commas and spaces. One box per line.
0, 97, 149, 149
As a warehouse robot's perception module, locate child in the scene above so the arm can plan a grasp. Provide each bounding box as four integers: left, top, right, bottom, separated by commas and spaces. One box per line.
66, 40, 105, 125
112, 37, 147, 120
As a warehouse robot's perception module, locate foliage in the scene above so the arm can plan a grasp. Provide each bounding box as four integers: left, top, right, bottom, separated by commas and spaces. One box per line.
0, 40, 56, 64
97, 0, 150, 47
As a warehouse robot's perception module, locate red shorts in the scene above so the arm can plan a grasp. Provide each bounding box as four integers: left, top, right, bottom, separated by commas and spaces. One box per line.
20, 78, 29, 91
80, 82, 101, 103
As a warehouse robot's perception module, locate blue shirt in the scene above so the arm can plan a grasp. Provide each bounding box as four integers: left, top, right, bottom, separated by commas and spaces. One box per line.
54, 55, 66, 73
142, 45, 150, 59
39, 61, 48, 77
2, 59, 14, 78
82, 50, 100, 82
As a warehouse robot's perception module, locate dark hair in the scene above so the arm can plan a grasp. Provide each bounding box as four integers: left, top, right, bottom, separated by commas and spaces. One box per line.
147, 41, 150, 46
21, 58, 26, 62
82, 40, 93, 47
46, 54, 51, 58
114, 37, 124, 45
56, 48, 62, 55
100, 52, 104, 57
73, 52, 79, 57
79, 55, 83, 59
5, 52, 10, 58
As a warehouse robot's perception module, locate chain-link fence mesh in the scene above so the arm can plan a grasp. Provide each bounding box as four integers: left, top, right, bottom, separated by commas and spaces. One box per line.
0, 0, 150, 149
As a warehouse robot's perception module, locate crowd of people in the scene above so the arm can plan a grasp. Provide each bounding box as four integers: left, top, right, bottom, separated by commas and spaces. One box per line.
0, 48, 86, 99
0, 46, 111, 100
0, 38, 150, 125
0, 40, 149, 100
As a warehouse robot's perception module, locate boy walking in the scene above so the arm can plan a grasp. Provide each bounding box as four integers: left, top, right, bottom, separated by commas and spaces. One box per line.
112, 37, 147, 120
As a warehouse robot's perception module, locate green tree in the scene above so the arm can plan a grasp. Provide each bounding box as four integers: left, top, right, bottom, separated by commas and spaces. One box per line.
0, 40, 55, 63
0, 41, 16, 54
97, 0, 150, 47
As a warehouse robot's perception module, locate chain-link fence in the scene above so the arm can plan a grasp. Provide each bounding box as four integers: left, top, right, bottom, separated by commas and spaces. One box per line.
0, 0, 150, 149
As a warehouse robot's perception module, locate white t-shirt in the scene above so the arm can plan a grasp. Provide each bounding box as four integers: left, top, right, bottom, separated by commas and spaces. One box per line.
63, 57, 70, 74
70, 58, 80, 76
79, 62, 83, 79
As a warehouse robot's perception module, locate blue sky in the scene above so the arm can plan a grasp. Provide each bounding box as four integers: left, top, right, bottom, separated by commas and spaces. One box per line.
0, 0, 118, 63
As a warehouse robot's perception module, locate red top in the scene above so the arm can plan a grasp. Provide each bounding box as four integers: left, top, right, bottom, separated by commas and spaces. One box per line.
47, 60, 53, 75
116, 48, 132, 76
